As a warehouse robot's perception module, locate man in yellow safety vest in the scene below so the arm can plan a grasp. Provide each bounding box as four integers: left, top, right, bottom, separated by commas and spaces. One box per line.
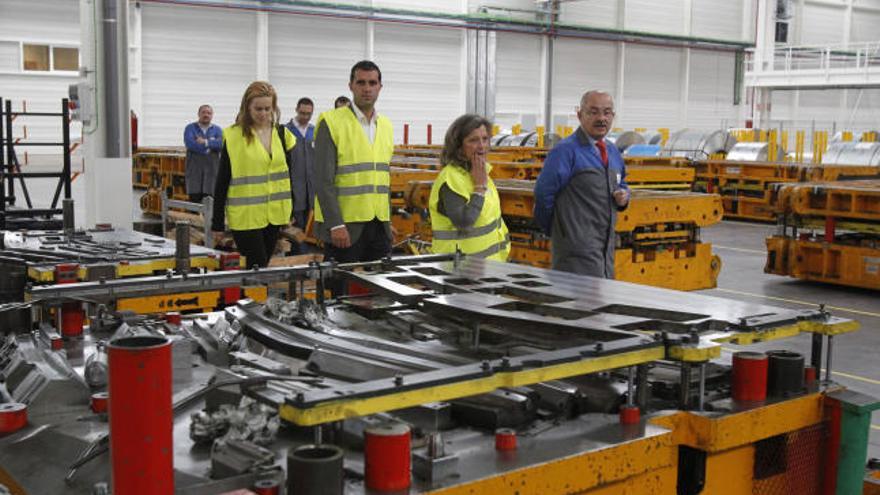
313, 60, 394, 264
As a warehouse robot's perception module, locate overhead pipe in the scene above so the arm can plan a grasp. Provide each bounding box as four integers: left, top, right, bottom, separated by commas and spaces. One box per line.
137, 0, 751, 53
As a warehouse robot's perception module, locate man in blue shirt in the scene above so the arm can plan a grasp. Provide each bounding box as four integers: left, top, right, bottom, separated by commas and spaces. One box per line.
285, 98, 316, 254
533, 90, 629, 278
183, 105, 222, 203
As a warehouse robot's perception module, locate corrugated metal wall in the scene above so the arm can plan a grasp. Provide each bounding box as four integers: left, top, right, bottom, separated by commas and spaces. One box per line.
140, 3, 257, 147
625, 0, 686, 36
687, 51, 737, 129
799, 3, 846, 45
494, 32, 542, 126
8, 0, 877, 151
851, 9, 880, 43
373, 23, 465, 144
621, 45, 684, 129
552, 38, 618, 123
268, 15, 367, 124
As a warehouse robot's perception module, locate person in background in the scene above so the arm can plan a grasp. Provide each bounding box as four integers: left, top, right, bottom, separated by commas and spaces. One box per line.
211, 82, 295, 267
334, 95, 351, 109
429, 114, 509, 261
285, 97, 315, 142
183, 104, 223, 203
313, 60, 393, 264
284, 98, 316, 253
533, 89, 629, 278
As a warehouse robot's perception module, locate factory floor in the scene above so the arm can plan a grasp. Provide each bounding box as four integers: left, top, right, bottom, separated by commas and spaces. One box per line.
13, 172, 880, 460
701, 220, 880, 460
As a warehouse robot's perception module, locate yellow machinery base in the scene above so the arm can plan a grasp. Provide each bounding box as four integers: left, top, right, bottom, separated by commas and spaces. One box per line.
428, 393, 831, 495
508, 242, 720, 291
766, 236, 880, 290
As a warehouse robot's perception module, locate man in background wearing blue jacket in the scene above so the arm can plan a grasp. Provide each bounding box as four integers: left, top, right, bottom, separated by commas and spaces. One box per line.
285, 97, 316, 253
183, 104, 222, 203
533, 90, 629, 278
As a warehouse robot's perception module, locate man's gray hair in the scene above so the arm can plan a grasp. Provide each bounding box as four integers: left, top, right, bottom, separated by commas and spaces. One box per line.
579, 90, 613, 109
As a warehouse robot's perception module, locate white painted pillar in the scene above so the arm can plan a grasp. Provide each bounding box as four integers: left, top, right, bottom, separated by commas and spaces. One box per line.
842, 0, 853, 47
615, 42, 625, 119
683, 0, 693, 35
753, 0, 777, 72
680, 48, 691, 129
129, 2, 143, 123
742, 0, 754, 42
256, 11, 269, 80
365, 21, 375, 59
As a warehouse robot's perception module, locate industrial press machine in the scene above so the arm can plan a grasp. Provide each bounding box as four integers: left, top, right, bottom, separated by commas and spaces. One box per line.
0, 252, 876, 494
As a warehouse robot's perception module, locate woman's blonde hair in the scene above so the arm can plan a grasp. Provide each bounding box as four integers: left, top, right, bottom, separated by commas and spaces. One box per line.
235, 81, 280, 142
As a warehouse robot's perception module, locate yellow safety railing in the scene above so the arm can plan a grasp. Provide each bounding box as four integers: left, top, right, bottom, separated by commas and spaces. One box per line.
536, 125, 545, 148
658, 128, 669, 146
795, 130, 805, 163
812, 131, 828, 164
768, 129, 778, 162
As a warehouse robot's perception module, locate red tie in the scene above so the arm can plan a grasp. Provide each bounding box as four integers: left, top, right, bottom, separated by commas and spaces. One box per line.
596, 139, 608, 167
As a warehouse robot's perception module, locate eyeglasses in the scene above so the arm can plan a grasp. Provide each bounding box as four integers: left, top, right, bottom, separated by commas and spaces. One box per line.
579, 108, 615, 118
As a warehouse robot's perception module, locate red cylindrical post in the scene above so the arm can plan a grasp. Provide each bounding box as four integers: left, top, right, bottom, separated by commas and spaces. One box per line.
252, 479, 281, 495
732, 351, 768, 402
426, 124, 432, 145
109, 336, 173, 495
164, 312, 182, 326
61, 302, 85, 337
0, 403, 27, 434
495, 428, 517, 451
91, 392, 109, 414
364, 422, 411, 491
804, 365, 817, 385
825, 216, 836, 243
619, 405, 641, 425
403, 123, 409, 145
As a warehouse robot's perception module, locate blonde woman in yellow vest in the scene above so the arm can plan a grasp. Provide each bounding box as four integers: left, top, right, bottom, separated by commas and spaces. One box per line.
429, 114, 510, 261
211, 81, 295, 267
313, 60, 394, 264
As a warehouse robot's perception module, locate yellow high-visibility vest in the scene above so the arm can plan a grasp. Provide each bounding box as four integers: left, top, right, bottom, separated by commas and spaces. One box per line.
429, 163, 510, 261
313, 106, 393, 224
224, 125, 294, 230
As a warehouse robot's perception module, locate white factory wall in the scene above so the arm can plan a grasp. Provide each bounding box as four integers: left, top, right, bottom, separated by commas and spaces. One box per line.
10, 0, 879, 149
140, 4, 257, 147
268, 15, 367, 123
0, 0, 82, 163
795, 0, 880, 46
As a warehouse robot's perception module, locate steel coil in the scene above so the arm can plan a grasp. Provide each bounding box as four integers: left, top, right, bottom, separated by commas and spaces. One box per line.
726, 142, 769, 162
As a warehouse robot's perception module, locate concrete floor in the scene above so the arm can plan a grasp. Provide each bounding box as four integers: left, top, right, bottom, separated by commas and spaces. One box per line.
12, 171, 880, 461
701, 220, 880, 460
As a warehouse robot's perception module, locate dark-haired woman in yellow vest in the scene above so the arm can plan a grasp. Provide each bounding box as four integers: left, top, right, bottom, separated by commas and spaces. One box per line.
429, 114, 510, 261
212, 81, 294, 267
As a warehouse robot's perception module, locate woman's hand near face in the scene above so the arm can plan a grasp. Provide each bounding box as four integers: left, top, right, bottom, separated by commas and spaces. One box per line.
470, 152, 488, 190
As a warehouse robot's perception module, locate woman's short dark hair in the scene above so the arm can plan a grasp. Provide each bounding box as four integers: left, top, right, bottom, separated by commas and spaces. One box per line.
440, 114, 492, 169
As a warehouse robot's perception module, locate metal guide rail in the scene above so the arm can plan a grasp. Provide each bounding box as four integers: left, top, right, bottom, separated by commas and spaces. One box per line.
1, 227, 243, 283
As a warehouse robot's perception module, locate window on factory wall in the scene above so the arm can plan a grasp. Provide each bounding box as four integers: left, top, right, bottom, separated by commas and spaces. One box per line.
23, 44, 50, 71
21, 44, 79, 72
53, 47, 79, 71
